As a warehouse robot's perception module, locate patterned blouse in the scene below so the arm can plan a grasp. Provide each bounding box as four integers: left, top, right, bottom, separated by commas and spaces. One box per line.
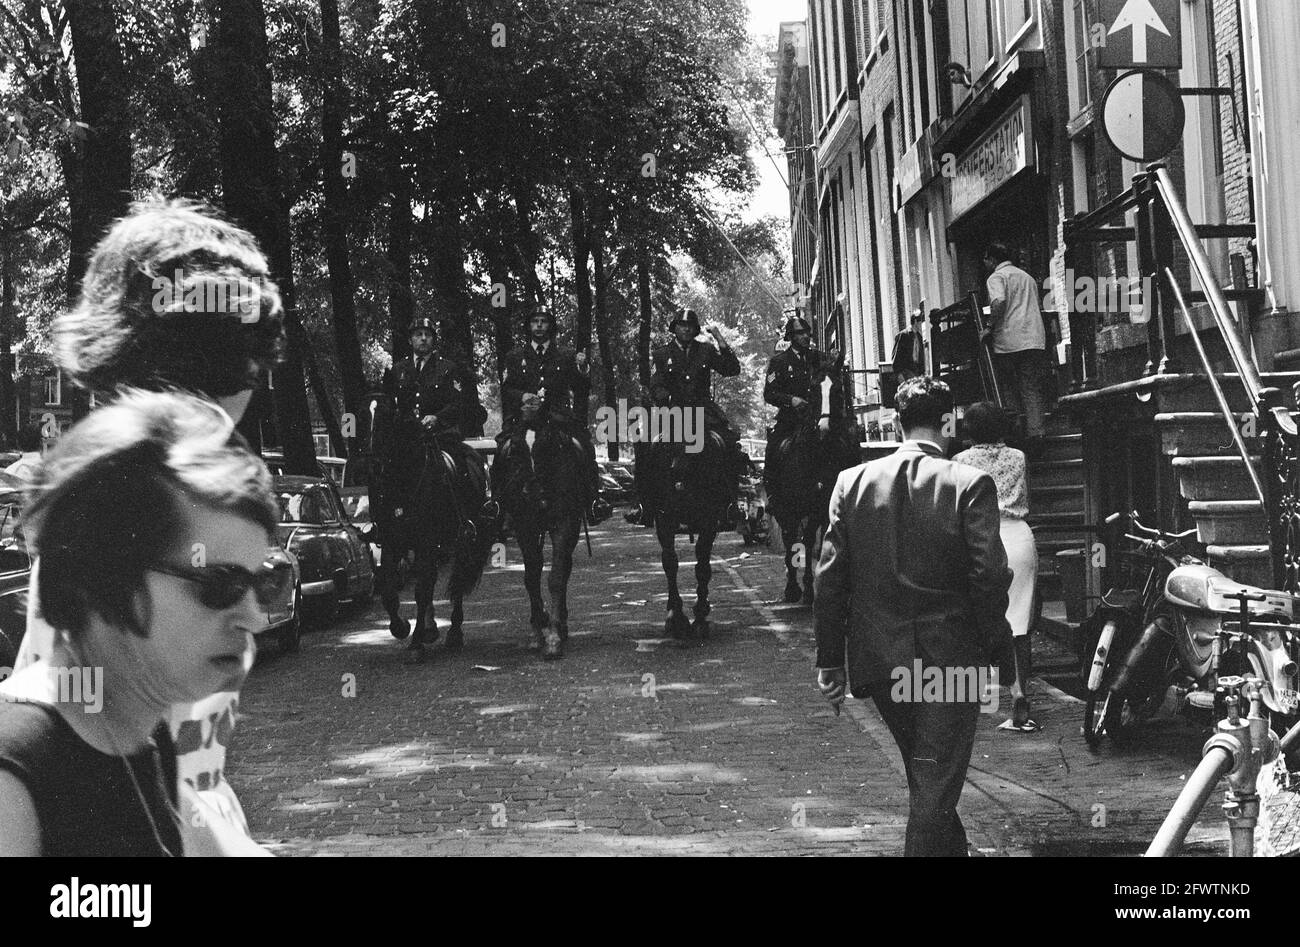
953, 442, 1029, 520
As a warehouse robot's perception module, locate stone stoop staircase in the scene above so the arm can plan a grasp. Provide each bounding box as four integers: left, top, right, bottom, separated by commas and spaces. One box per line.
1156, 371, 1300, 590
1028, 410, 1086, 598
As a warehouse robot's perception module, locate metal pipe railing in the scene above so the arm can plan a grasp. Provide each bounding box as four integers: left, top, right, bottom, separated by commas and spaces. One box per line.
1145, 745, 1236, 857
1164, 268, 1268, 508
1152, 167, 1264, 409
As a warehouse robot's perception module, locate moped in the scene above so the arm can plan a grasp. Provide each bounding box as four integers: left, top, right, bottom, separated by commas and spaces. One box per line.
1081, 511, 1300, 747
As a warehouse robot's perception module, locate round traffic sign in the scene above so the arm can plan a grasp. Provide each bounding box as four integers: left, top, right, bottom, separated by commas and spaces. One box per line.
1101, 69, 1185, 163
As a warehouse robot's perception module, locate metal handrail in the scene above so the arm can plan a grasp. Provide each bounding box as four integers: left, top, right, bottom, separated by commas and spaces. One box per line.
1151, 167, 1294, 436
1163, 268, 1267, 508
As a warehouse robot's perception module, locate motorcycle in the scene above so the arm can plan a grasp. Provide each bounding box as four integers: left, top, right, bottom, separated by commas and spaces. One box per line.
1081, 511, 1300, 748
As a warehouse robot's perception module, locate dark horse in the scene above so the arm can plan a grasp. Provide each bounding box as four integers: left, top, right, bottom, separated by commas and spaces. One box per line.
638, 422, 738, 639
769, 350, 860, 605
369, 394, 494, 661
491, 413, 589, 660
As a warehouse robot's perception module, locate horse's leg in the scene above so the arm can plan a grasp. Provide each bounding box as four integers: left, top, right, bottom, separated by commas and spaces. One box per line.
657, 517, 689, 639
540, 521, 575, 660
692, 526, 717, 636
519, 525, 548, 650
779, 515, 801, 603
382, 536, 411, 640
408, 545, 438, 661
801, 517, 819, 606
446, 592, 465, 650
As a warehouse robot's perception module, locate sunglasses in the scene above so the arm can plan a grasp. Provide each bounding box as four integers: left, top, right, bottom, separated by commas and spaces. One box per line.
148, 552, 295, 610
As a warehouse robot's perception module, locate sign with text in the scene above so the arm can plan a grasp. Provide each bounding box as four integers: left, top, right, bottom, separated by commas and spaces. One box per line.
1097, 0, 1181, 69
949, 96, 1034, 223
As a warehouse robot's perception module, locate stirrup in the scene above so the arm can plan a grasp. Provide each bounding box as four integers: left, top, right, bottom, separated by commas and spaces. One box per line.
480, 499, 501, 521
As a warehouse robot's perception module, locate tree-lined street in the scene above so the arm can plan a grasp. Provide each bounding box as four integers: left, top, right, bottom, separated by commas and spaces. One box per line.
230, 518, 1237, 856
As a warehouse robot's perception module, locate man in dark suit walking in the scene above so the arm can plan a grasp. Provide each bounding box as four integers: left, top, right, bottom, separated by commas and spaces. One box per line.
890, 309, 929, 382
813, 376, 1014, 856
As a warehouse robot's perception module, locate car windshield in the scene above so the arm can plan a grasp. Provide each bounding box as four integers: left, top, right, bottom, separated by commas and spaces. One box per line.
275, 486, 338, 525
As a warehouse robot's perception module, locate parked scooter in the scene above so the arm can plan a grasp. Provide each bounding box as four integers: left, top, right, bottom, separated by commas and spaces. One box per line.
1081, 511, 1300, 747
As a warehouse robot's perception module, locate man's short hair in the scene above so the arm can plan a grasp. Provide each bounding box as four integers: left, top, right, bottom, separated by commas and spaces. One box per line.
985, 241, 1012, 264
55, 198, 286, 399
15, 423, 42, 453
896, 376, 954, 433
23, 390, 278, 640
962, 401, 1010, 445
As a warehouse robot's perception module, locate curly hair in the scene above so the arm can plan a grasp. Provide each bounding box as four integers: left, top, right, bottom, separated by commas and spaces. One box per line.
55, 197, 285, 398
23, 389, 277, 639
896, 375, 954, 433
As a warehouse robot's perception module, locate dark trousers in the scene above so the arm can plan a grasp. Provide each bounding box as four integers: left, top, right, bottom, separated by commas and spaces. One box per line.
993, 347, 1048, 438
870, 691, 980, 857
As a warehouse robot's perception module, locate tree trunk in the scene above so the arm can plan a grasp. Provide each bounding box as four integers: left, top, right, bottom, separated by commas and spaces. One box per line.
63, 0, 134, 299
636, 247, 655, 391
319, 0, 368, 455
510, 182, 545, 306
431, 201, 471, 364
0, 231, 15, 445
302, 340, 346, 456
486, 242, 514, 382
569, 186, 592, 419
386, 154, 414, 362
212, 0, 316, 473
592, 229, 618, 462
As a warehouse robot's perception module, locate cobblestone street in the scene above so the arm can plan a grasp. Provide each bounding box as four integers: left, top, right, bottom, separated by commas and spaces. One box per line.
224, 517, 1250, 856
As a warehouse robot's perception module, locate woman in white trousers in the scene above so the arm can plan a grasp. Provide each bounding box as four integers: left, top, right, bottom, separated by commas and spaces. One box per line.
954, 402, 1038, 731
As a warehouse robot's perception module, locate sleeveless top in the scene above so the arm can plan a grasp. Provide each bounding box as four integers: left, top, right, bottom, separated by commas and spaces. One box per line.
0, 701, 182, 856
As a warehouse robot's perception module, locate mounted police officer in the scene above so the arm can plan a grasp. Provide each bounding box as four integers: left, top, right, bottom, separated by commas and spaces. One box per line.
387, 316, 488, 509
762, 315, 824, 504
492, 309, 601, 512
645, 308, 746, 485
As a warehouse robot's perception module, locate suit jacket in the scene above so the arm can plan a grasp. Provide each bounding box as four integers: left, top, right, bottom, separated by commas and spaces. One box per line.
891, 328, 927, 378
813, 440, 1014, 696
649, 338, 740, 408
763, 346, 824, 429
389, 353, 486, 437
500, 341, 590, 428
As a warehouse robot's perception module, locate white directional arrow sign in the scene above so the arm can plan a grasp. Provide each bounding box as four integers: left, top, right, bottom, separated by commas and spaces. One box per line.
1098, 0, 1181, 70
1108, 0, 1169, 63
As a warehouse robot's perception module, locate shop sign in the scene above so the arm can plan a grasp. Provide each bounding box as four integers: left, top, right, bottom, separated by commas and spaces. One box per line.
949, 97, 1034, 222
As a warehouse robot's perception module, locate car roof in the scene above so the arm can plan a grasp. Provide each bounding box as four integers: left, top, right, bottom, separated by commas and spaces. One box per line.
273, 474, 330, 489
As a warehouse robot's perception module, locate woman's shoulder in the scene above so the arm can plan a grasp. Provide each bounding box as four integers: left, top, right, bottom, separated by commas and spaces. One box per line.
0, 699, 66, 774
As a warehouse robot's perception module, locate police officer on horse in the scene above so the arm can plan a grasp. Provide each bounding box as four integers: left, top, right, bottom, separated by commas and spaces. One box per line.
491, 309, 601, 514
640, 308, 746, 501
762, 315, 825, 509
387, 316, 488, 519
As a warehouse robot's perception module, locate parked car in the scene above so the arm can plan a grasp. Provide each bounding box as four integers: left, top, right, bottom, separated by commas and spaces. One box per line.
0, 488, 303, 664
598, 461, 636, 503
272, 474, 375, 624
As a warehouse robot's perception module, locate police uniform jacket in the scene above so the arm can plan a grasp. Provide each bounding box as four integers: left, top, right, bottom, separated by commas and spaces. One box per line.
649, 338, 740, 408
501, 341, 590, 429
764, 346, 825, 429
390, 352, 486, 437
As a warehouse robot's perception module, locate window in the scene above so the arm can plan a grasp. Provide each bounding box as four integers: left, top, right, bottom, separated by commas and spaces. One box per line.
43, 372, 60, 407
985, 0, 999, 62
1005, 0, 1032, 46
912, 0, 930, 130
1070, 0, 1095, 113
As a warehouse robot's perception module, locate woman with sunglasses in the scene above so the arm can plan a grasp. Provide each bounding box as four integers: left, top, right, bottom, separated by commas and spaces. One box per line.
8, 198, 285, 851
0, 391, 290, 855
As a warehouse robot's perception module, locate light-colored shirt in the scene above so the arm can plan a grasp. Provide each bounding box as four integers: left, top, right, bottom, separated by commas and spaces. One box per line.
986, 261, 1046, 354
953, 442, 1029, 520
